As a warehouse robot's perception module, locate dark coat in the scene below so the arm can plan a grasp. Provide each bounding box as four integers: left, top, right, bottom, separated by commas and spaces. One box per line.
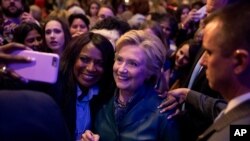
94, 85, 180, 141
186, 90, 227, 120
50, 73, 115, 140
180, 48, 222, 141
197, 100, 250, 141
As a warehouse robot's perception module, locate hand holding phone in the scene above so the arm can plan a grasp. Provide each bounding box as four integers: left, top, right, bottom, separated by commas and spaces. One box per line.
8, 50, 60, 83
196, 6, 206, 19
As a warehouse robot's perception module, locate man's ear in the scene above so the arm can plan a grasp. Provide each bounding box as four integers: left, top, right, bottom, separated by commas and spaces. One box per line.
233, 49, 249, 74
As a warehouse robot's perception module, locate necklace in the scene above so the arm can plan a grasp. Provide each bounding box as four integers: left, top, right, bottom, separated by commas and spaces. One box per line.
117, 98, 128, 108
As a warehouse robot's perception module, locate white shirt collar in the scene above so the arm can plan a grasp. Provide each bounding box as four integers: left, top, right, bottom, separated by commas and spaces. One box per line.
224, 92, 250, 114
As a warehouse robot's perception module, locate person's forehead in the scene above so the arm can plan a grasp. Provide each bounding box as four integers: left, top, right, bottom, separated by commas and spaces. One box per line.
204, 20, 221, 37
180, 44, 189, 51
46, 20, 62, 27
99, 7, 113, 14
91, 3, 99, 8
203, 20, 222, 49
118, 45, 146, 61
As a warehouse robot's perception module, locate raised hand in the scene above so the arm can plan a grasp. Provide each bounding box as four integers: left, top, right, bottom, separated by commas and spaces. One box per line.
158, 88, 190, 119
0, 42, 34, 82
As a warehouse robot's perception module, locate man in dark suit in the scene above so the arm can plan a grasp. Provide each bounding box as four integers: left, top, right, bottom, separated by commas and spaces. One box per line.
0, 90, 70, 141
168, 2, 250, 141
196, 2, 250, 140
171, 0, 242, 140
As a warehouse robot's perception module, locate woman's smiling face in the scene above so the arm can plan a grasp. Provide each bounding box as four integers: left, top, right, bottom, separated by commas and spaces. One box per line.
113, 45, 148, 93
74, 42, 104, 87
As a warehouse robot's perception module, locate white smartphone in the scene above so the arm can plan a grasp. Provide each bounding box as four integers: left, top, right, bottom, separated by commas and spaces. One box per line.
8, 50, 60, 83
196, 6, 206, 19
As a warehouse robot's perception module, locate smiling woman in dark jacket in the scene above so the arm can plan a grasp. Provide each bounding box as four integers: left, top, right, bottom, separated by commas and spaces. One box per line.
82, 30, 180, 141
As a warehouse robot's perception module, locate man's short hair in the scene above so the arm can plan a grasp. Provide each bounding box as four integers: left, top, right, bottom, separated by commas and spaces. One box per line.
91, 17, 130, 36
204, 2, 250, 56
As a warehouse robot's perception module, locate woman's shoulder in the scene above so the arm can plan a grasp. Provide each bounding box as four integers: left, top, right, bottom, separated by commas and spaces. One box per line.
143, 89, 177, 118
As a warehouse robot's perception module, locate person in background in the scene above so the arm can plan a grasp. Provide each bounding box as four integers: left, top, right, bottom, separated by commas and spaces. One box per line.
191, 1, 204, 10
126, 0, 150, 29
175, 4, 191, 26
0, 0, 38, 43
112, 0, 126, 19
140, 20, 168, 50
43, 17, 71, 55
81, 30, 179, 141
175, 4, 201, 46
86, 0, 100, 28
150, 13, 178, 53
91, 17, 131, 49
97, 5, 115, 21
68, 13, 90, 37
0, 0, 35, 24
64, 0, 80, 10
149, 0, 167, 14
161, 39, 201, 91
29, 4, 42, 23
13, 22, 43, 51
47, 9, 68, 22
67, 5, 86, 18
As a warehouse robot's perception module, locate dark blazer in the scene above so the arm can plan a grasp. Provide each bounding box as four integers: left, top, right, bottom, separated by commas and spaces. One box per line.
94, 85, 180, 141
179, 48, 222, 141
186, 90, 227, 120
51, 74, 115, 140
197, 100, 250, 141
0, 90, 70, 141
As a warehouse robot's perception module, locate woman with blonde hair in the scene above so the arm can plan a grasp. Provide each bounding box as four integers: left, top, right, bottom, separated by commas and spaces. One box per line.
82, 30, 179, 141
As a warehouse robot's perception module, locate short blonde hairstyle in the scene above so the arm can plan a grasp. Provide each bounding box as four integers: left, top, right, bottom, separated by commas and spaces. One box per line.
116, 30, 166, 84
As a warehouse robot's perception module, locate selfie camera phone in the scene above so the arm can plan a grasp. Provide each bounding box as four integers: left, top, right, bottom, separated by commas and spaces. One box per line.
8, 50, 60, 83
197, 6, 206, 19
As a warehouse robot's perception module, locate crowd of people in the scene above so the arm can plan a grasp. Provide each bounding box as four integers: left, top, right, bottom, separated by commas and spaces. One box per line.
0, 0, 250, 141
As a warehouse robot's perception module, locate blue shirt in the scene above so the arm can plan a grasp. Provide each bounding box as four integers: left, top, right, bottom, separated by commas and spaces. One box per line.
75, 85, 99, 140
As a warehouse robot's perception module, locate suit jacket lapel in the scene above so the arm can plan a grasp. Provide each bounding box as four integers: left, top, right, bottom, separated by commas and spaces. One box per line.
184, 48, 205, 87
197, 100, 250, 141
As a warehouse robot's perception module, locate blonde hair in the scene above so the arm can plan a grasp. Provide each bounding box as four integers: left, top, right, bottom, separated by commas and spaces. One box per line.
116, 30, 166, 84
47, 9, 68, 23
